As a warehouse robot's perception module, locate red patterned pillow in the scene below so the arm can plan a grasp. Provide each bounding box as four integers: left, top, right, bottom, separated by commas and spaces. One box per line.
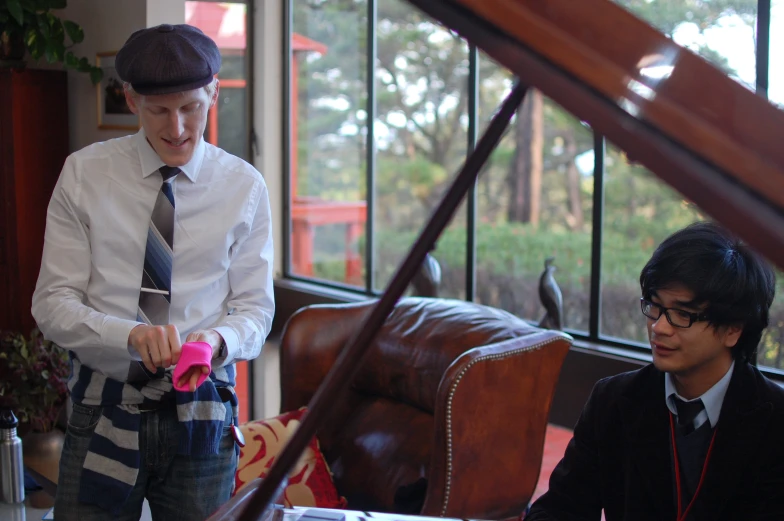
234, 407, 347, 509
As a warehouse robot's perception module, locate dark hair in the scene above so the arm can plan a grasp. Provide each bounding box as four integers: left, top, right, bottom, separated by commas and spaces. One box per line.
639, 222, 776, 362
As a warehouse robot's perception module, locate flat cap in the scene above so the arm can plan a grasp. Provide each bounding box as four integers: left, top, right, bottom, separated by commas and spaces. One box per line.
116, 24, 220, 95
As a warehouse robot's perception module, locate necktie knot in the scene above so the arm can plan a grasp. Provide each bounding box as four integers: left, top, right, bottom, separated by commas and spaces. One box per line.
673, 396, 704, 433
159, 167, 179, 207
159, 165, 180, 181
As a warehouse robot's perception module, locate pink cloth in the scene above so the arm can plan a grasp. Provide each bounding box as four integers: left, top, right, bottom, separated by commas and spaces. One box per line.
173, 341, 212, 391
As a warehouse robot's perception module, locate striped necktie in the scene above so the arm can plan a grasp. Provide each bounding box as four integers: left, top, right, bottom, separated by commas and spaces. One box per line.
137, 166, 179, 325
130, 166, 179, 381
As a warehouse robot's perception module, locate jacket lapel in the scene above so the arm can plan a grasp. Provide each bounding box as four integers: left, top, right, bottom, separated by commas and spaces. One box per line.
687, 363, 772, 521
619, 368, 675, 521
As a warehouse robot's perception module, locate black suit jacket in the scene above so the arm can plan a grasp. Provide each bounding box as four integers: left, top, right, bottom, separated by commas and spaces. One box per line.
527, 362, 784, 521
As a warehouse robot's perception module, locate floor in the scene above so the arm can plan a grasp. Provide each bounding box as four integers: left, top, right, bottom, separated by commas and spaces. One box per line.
532, 423, 573, 503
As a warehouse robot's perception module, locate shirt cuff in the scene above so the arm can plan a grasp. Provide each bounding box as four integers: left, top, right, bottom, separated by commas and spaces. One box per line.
100, 317, 144, 358
211, 326, 239, 366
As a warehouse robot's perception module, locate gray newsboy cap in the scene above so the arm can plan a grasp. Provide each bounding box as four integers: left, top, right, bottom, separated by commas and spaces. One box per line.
116, 24, 221, 95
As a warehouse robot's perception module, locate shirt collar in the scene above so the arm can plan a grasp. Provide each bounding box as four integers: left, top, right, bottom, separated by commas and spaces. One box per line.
134, 128, 205, 182
664, 359, 735, 428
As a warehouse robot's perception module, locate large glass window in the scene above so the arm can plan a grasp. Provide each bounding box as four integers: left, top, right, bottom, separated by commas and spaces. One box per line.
475, 59, 594, 330
187, 1, 251, 160
770, 0, 784, 105
290, 0, 368, 286
286, 0, 784, 372
373, 0, 469, 296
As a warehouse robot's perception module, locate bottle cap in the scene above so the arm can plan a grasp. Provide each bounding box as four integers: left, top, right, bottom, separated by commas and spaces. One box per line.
0, 409, 19, 429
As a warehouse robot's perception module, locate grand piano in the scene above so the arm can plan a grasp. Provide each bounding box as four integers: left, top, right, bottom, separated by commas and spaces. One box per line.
215, 0, 784, 519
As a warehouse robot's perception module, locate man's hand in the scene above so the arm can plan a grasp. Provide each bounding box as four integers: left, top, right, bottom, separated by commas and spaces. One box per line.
129, 324, 182, 373
177, 329, 223, 392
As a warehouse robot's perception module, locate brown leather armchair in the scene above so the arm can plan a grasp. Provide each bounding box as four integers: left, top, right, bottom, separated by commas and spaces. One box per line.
280, 297, 572, 520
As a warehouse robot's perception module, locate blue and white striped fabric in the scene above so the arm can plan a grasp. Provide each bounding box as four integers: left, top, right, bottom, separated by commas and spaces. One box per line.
68, 355, 238, 514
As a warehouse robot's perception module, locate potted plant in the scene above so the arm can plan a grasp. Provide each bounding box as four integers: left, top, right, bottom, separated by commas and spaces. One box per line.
0, 329, 70, 476
0, 0, 102, 83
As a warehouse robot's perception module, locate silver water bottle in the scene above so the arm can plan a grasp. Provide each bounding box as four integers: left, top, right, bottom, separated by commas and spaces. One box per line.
0, 409, 25, 503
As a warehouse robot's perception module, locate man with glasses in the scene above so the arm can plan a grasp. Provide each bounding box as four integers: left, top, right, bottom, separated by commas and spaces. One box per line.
528, 222, 784, 521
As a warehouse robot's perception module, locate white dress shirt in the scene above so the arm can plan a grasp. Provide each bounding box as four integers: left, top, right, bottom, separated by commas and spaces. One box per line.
32, 130, 275, 381
665, 360, 735, 430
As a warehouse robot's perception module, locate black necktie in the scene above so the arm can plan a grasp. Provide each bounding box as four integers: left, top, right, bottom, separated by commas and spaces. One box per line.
673, 396, 704, 435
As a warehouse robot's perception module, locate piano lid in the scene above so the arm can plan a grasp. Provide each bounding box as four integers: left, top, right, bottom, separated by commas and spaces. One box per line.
407, 0, 784, 270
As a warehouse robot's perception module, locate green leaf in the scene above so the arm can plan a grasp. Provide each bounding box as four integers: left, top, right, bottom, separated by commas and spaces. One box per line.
63, 20, 83, 44
53, 43, 64, 62
37, 14, 50, 38
7, 0, 24, 26
44, 47, 56, 63
20, 345, 28, 359
20, 0, 39, 13
48, 16, 64, 45
89, 68, 103, 85
64, 50, 77, 68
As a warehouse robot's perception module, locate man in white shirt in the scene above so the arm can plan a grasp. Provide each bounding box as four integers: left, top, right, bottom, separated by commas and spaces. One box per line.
32, 24, 274, 521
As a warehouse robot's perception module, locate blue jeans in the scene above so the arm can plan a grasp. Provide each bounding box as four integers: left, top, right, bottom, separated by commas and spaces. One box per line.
54, 401, 237, 521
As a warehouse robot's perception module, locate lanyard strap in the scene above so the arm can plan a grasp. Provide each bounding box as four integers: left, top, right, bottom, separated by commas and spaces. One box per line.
668, 412, 718, 521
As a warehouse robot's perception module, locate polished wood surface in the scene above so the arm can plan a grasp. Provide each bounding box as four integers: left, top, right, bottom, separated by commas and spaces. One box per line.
0, 69, 69, 332
452, 0, 784, 209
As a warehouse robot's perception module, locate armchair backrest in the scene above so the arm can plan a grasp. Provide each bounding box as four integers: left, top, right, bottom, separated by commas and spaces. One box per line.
280, 297, 572, 519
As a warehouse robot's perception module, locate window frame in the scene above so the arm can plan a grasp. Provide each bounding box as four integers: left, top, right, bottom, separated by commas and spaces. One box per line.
280, 0, 783, 380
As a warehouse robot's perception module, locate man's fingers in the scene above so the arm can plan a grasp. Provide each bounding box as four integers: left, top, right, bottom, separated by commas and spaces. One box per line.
176, 368, 204, 392
167, 325, 182, 365
148, 342, 163, 370
141, 346, 156, 373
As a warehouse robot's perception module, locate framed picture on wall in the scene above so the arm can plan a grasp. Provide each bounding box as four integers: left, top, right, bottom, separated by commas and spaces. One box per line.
96, 51, 140, 131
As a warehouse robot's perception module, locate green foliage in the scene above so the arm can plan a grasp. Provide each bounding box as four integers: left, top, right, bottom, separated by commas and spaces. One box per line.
368, 222, 784, 359
0, 329, 70, 433
0, 0, 102, 83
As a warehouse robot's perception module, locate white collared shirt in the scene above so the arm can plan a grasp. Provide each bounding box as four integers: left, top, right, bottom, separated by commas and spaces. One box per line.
665, 360, 735, 430
32, 130, 275, 381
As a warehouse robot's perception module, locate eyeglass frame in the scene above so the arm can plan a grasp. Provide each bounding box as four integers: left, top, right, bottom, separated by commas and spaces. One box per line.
639, 298, 710, 329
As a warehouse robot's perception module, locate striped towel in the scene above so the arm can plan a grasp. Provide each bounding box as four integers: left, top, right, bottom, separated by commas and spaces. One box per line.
67, 355, 238, 514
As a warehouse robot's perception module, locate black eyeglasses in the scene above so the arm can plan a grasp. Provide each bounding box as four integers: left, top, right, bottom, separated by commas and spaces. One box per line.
639, 298, 710, 329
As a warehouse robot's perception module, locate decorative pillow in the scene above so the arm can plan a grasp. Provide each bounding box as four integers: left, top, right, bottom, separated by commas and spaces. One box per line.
234, 407, 347, 509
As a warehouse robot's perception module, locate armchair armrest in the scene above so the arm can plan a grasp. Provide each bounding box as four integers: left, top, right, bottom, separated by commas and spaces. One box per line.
423, 330, 572, 519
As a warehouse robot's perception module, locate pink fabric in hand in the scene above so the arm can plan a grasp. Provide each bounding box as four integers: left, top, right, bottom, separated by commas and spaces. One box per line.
173, 341, 213, 392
